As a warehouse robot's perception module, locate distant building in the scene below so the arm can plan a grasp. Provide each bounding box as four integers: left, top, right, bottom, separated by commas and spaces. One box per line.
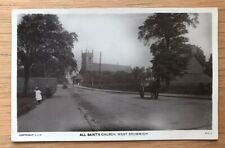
168, 50, 212, 95
65, 66, 83, 85
81, 51, 94, 72
81, 51, 132, 73
170, 56, 211, 85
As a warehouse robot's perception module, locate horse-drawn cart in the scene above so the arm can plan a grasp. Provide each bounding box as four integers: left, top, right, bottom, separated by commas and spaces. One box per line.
139, 79, 159, 99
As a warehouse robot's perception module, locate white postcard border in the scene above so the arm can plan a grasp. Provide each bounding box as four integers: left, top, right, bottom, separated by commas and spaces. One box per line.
11, 8, 218, 142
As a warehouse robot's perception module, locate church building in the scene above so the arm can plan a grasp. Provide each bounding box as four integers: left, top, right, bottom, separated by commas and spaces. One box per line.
80, 50, 132, 73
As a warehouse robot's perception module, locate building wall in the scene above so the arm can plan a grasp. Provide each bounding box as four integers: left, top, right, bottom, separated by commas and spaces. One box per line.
171, 56, 211, 85
186, 56, 204, 74
89, 63, 132, 73
81, 51, 93, 71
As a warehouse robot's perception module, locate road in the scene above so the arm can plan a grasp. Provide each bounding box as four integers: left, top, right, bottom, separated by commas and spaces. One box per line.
18, 85, 212, 132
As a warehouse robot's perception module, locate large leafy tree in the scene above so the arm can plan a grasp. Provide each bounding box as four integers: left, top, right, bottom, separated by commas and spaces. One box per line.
18, 14, 78, 95
138, 13, 199, 87
132, 66, 145, 82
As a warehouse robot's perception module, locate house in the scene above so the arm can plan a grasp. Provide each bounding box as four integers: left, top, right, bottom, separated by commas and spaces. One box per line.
171, 56, 211, 85
169, 55, 212, 95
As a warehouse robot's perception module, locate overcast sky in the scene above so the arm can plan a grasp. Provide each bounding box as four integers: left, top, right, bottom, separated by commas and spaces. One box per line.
57, 13, 212, 69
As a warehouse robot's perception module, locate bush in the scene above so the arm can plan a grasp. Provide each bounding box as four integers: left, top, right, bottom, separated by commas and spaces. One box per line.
45, 88, 53, 98
17, 77, 57, 96
83, 82, 139, 92
162, 83, 212, 95
63, 84, 68, 89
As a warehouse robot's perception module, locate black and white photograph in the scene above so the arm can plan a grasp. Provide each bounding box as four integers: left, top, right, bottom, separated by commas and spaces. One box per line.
12, 8, 218, 141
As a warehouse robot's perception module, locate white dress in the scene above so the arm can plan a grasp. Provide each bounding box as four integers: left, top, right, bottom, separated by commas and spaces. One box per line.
35, 90, 42, 101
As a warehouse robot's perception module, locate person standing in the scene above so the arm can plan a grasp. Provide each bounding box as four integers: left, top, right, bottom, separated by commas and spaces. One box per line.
34, 87, 42, 103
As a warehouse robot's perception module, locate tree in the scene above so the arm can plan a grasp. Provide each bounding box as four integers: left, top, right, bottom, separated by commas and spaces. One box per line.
138, 13, 199, 88
18, 14, 78, 96
132, 66, 145, 82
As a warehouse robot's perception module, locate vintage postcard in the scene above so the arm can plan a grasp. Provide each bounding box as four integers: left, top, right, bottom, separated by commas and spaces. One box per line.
12, 8, 218, 141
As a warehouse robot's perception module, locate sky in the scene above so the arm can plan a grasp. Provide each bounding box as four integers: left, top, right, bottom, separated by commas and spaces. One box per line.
56, 13, 212, 69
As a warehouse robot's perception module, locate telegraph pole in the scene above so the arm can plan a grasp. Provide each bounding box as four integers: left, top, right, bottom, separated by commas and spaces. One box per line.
99, 51, 102, 88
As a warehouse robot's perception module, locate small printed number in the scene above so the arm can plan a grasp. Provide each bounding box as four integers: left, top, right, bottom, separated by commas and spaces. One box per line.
34, 133, 42, 136
205, 132, 212, 135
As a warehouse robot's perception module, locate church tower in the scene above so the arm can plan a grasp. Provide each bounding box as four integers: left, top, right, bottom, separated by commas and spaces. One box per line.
81, 50, 93, 72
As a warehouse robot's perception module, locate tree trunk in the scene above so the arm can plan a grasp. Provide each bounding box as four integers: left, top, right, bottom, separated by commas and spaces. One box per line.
43, 63, 47, 77
155, 77, 160, 99
165, 37, 170, 51
23, 64, 31, 96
